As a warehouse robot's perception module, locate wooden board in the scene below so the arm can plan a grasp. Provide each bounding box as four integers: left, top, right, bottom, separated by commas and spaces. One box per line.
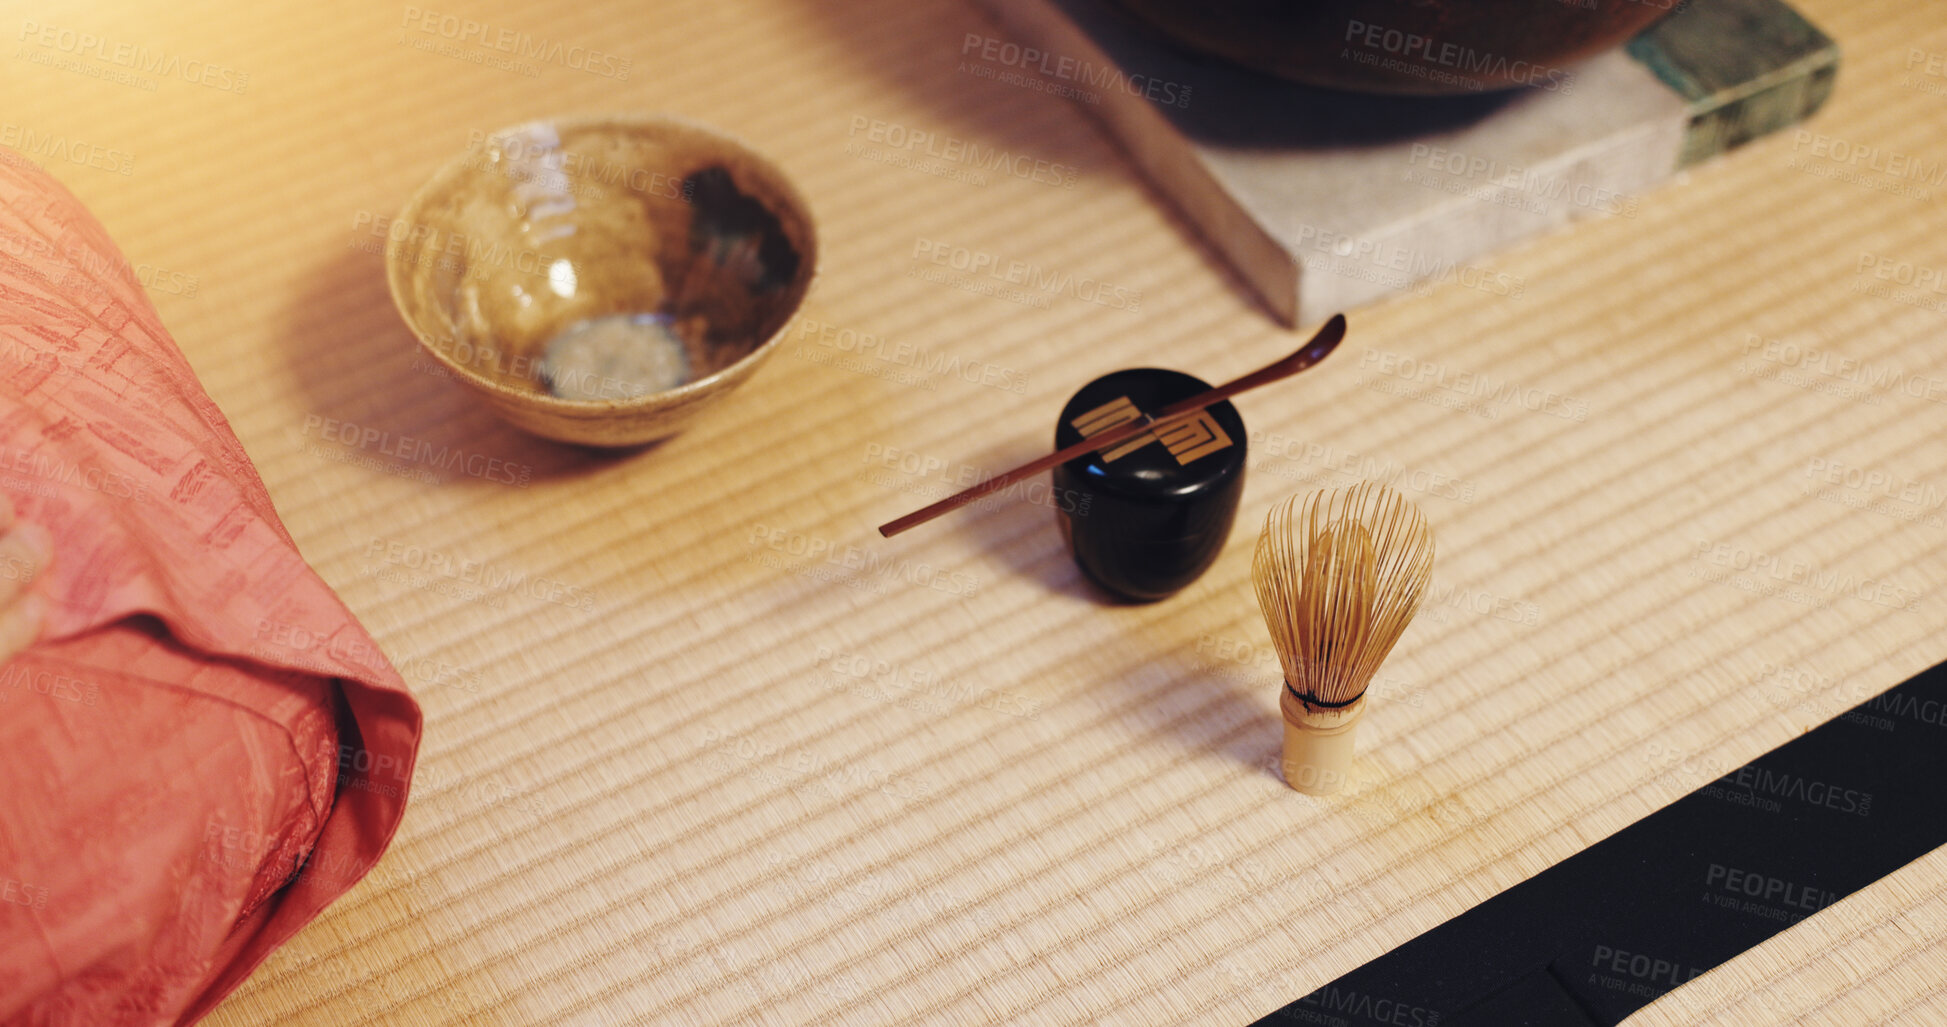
3, 0, 1944, 1024
975, 0, 1839, 324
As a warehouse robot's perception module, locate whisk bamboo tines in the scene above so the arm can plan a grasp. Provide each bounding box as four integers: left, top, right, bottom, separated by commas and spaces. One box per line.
1252, 482, 1435, 794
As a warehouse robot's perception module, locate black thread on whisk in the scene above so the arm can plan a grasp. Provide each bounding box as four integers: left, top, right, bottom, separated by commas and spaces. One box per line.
1286, 681, 1362, 709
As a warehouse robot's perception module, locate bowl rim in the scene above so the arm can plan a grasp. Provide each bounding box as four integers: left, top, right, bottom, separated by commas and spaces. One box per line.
385, 111, 820, 413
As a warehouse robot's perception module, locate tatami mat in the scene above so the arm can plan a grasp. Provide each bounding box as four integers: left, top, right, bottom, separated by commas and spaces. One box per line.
7, 0, 1946, 1022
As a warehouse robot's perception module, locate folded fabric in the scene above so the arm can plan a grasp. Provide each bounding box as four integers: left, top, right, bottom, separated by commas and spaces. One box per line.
0, 150, 422, 1024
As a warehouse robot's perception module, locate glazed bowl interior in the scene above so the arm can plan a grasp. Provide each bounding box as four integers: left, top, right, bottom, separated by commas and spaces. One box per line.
387, 115, 816, 445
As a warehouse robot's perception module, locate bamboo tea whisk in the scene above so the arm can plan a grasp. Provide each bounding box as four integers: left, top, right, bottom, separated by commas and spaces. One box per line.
1253, 483, 1435, 794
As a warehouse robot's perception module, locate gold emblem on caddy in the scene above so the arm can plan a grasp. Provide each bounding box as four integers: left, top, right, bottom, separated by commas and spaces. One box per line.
1070, 394, 1233, 465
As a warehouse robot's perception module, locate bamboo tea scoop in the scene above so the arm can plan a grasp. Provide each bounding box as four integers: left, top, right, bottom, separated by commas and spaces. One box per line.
878, 313, 1346, 538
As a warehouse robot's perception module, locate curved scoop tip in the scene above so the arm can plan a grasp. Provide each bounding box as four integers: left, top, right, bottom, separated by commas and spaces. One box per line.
1304, 313, 1347, 361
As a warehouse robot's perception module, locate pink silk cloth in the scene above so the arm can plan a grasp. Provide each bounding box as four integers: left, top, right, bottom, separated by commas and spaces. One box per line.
0, 152, 422, 1023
